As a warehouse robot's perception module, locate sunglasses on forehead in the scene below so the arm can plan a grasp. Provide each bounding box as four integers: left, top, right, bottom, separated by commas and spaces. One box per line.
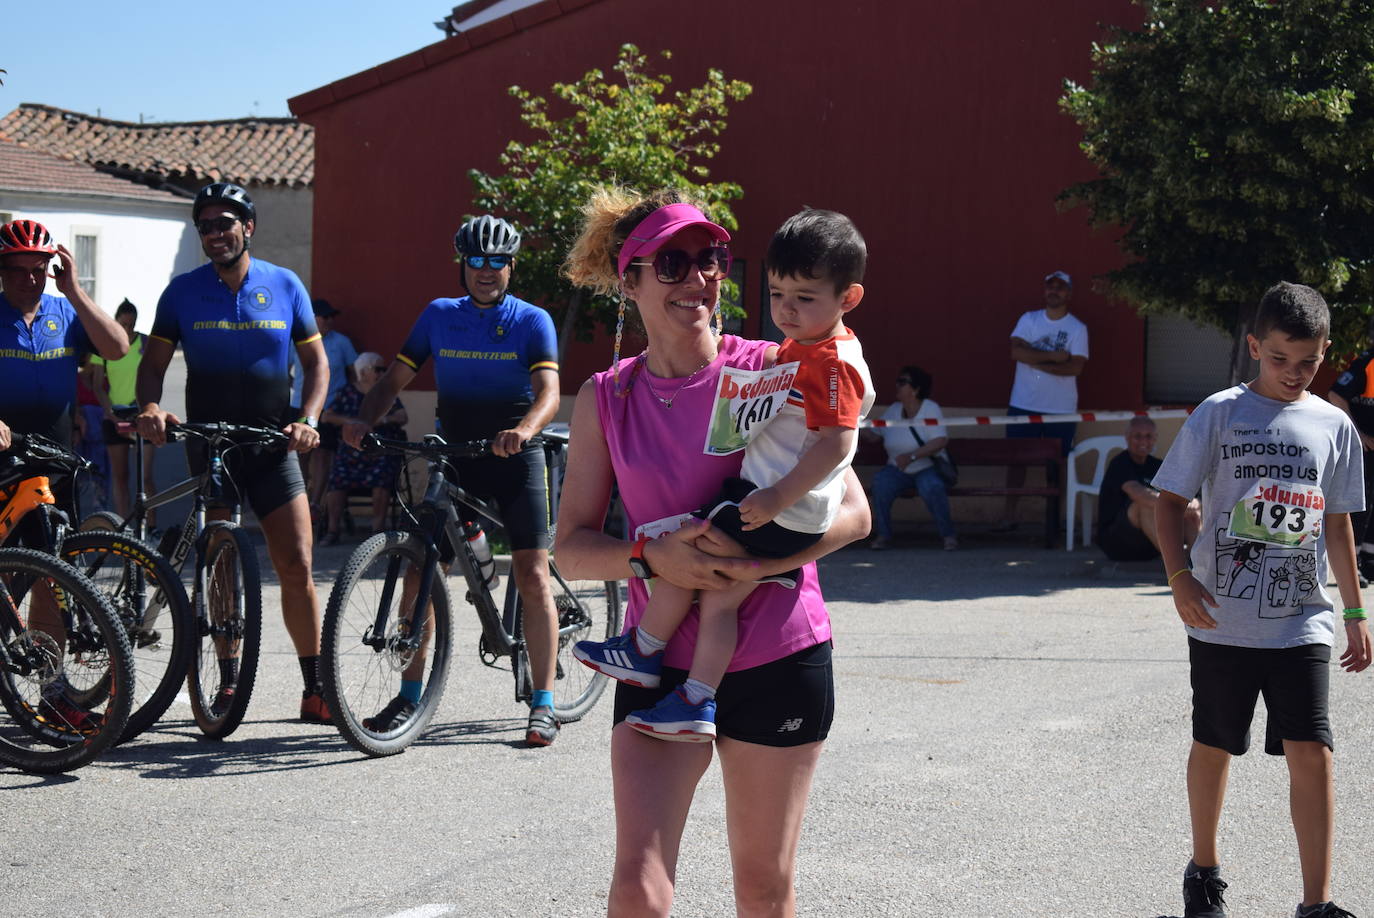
195, 215, 241, 236
462, 254, 513, 270
631, 246, 732, 285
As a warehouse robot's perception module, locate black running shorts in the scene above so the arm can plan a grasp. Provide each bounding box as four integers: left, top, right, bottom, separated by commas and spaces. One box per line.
613, 640, 834, 746
1189, 636, 1332, 756
450, 447, 549, 552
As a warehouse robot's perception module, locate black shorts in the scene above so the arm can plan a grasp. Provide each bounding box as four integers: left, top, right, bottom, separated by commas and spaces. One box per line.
451, 446, 549, 552
1189, 637, 1332, 756
318, 422, 341, 452
692, 477, 825, 559
101, 418, 136, 447
613, 641, 834, 746
1097, 513, 1159, 561
1008, 406, 1076, 457
186, 441, 305, 521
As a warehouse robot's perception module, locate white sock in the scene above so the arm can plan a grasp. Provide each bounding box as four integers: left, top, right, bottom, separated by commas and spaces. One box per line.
682, 678, 715, 705
634, 628, 667, 656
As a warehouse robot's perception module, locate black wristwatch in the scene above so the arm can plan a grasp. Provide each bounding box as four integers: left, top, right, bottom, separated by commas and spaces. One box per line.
629, 535, 655, 579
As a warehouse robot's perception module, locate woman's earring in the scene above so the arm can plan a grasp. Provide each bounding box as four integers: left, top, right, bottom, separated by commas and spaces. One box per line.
611, 296, 627, 394
712, 302, 723, 338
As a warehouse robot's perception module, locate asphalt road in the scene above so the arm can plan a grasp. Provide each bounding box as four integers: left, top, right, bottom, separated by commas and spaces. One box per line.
4, 532, 1372, 917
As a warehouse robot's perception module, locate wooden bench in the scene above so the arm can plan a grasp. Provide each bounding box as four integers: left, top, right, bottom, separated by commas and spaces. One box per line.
856, 436, 1064, 547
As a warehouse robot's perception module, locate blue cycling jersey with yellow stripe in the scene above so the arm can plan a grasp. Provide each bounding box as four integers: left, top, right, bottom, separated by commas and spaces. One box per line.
151, 259, 319, 428
0, 293, 92, 446
397, 294, 558, 442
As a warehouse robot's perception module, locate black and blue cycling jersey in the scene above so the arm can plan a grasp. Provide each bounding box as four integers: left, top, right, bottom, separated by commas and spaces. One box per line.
151, 260, 320, 428
396, 294, 558, 442
0, 293, 92, 446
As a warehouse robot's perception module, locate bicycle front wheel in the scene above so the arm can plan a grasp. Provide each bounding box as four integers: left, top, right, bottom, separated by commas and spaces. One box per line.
535, 566, 624, 723
187, 523, 262, 740
62, 532, 195, 744
0, 548, 135, 773
322, 532, 452, 757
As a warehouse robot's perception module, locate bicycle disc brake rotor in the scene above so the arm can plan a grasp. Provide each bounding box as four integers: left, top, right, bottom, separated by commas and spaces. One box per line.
11, 628, 63, 690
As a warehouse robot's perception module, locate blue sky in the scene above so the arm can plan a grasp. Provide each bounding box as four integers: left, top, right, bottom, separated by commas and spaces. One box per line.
2, 3, 446, 123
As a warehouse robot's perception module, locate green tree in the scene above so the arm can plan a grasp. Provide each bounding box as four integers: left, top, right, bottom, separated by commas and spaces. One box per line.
470, 44, 752, 356
1060, 0, 1374, 358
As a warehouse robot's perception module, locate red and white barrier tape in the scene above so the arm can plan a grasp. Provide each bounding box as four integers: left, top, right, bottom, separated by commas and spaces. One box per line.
861, 407, 1195, 428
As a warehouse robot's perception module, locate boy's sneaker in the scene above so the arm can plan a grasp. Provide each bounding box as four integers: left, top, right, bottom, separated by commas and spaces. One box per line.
573, 629, 662, 688
625, 689, 716, 742
362, 694, 417, 733
1183, 861, 1228, 917
1295, 904, 1357, 918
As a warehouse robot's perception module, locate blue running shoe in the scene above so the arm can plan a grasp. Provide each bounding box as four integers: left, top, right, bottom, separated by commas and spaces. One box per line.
573, 629, 663, 688
625, 689, 716, 742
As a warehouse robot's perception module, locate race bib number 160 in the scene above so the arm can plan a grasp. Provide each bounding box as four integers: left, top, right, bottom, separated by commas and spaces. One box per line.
701, 361, 799, 456
1227, 478, 1325, 548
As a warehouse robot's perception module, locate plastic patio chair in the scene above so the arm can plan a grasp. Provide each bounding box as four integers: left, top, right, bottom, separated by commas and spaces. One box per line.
1065, 435, 1126, 550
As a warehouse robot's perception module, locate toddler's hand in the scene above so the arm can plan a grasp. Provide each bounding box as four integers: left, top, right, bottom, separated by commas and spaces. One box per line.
738, 487, 785, 530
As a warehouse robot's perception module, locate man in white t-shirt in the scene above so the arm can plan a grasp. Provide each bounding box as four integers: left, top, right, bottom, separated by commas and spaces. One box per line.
994, 270, 1089, 531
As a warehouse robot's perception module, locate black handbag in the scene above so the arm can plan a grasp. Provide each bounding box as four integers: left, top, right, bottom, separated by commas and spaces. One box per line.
910, 426, 958, 488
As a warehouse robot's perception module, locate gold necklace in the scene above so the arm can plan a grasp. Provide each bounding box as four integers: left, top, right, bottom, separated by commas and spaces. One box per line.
641, 353, 713, 409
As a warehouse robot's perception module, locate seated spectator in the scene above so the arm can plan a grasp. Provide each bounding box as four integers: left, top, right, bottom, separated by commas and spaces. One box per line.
319, 353, 407, 544
864, 365, 958, 551
1097, 416, 1200, 560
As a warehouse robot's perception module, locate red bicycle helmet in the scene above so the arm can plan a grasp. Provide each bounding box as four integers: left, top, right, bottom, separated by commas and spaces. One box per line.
0, 220, 58, 256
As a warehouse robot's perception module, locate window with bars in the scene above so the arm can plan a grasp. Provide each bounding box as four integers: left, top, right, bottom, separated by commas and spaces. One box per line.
74, 233, 97, 300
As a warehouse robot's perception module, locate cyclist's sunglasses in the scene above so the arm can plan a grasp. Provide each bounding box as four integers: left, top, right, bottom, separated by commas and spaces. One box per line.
461, 254, 513, 270
196, 215, 241, 236
631, 246, 732, 284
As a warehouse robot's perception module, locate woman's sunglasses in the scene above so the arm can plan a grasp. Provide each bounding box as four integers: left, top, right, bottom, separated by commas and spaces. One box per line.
462, 254, 513, 270
631, 246, 732, 284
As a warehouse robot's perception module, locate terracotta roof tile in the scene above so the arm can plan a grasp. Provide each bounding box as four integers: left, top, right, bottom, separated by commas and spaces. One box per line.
0, 139, 187, 203
0, 104, 313, 188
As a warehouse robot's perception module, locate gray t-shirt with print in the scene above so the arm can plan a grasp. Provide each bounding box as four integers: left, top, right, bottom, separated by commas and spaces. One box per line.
1153, 384, 1364, 649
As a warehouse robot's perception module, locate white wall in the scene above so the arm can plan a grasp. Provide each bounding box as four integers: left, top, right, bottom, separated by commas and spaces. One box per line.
0, 191, 197, 333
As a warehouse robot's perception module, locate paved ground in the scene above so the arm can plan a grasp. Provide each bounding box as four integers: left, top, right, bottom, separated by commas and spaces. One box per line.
4, 527, 1373, 917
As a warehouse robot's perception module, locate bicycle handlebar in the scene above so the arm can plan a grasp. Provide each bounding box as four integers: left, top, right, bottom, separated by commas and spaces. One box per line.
166, 421, 291, 448
360, 433, 534, 459
2, 433, 94, 473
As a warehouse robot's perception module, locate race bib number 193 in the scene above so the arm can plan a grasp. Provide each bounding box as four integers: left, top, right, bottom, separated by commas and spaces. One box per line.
1227, 478, 1325, 548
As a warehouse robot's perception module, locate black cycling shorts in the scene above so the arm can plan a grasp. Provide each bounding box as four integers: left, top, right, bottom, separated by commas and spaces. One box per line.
186, 441, 305, 521
1189, 637, 1332, 756
450, 447, 549, 552
613, 640, 834, 746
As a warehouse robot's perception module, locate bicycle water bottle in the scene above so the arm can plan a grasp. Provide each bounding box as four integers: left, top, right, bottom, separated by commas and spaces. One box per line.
463, 520, 498, 589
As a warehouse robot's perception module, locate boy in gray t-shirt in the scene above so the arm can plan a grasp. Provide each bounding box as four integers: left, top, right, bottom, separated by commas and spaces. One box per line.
1153, 282, 1370, 918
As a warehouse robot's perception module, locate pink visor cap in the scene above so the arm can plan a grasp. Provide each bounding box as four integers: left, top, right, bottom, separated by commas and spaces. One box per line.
617, 203, 731, 276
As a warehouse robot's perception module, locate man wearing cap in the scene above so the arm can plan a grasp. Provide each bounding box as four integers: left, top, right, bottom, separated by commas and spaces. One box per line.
994, 269, 1090, 531
136, 182, 335, 725
0, 220, 129, 451
290, 298, 358, 515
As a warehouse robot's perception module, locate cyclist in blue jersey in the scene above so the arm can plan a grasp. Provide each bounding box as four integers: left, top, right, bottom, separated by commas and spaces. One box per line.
0, 219, 129, 450
0, 218, 128, 730
343, 214, 564, 746
136, 182, 336, 725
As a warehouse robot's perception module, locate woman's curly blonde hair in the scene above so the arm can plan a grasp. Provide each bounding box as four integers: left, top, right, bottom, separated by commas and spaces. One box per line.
562, 186, 708, 296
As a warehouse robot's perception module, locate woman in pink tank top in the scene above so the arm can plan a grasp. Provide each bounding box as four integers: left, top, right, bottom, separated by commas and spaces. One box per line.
555, 188, 871, 916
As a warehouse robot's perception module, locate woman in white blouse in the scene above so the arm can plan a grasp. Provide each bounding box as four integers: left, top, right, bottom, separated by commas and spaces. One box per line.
866, 365, 958, 550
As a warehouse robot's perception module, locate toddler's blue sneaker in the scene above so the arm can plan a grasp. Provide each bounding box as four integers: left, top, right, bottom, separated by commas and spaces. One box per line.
573, 629, 662, 688
625, 689, 716, 742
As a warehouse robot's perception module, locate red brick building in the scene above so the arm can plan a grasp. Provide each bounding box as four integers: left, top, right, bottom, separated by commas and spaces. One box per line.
291, 0, 1156, 412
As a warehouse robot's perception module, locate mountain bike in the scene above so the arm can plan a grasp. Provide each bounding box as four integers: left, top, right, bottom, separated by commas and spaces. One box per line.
321, 431, 624, 756
81, 419, 288, 740
0, 433, 188, 746
0, 545, 134, 774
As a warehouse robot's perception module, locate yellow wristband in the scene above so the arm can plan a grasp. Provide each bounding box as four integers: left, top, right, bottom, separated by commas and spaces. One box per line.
1167, 568, 1190, 585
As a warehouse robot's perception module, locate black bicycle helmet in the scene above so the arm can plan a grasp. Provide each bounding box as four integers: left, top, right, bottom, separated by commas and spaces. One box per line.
454, 215, 521, 257
192, 182, 256, 224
